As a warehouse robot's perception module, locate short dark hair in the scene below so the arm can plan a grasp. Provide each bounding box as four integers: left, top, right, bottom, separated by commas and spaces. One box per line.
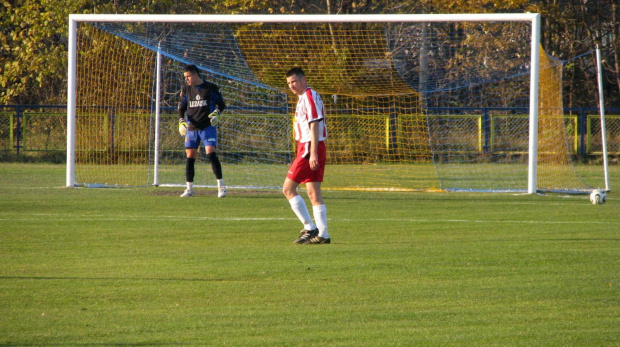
286, 67, 305, 78
184, 64, 200, 75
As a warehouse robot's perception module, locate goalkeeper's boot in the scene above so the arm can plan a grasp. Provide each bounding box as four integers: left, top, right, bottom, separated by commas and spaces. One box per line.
180, 189, 194, 198
306, 236, 331, 244
293, 228, 319, 244
218, 187, 227, 198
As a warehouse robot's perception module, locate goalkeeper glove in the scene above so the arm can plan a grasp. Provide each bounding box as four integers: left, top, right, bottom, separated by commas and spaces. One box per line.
208, 109, 221, 126
178, 119, 188, 136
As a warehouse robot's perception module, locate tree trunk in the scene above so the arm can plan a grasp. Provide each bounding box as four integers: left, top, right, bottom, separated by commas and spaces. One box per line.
326, 0, 338, 56
613, 2, 620, 97
418, 23, 429, 109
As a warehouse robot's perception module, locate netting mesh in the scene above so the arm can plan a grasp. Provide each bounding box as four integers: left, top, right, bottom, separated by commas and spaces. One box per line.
76, 27, 155, 186
72, 19, 591, 192
537, 49, 588, 192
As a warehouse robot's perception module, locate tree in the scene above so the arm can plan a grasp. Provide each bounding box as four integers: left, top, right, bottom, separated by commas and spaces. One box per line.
0, 0, 214, 105
1, 0, 618, 107
0, 0, 84, 104
526, 0, 619, 107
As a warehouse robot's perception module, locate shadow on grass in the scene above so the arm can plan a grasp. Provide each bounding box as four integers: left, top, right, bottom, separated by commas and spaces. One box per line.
0, 276, 236, 282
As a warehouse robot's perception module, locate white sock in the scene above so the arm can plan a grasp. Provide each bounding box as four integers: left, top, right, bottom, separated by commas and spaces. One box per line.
217, 179, 225, 188
187, 182, 194, 191
288, 195, 316, 231
313, 204, 329, 238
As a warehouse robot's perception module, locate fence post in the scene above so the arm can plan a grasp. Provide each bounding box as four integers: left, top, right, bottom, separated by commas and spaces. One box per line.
108, 106, 116, 163
578, 108, 586, 159
482, 108, 490, 153
14, 105, 23, 155
388, 104, 398, 155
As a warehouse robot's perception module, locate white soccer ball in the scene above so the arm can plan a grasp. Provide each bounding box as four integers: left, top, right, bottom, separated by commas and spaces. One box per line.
589, 189, 607, 205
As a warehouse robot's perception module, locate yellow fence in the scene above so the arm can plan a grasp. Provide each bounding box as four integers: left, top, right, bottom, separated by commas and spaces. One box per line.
1, 109, 619, 158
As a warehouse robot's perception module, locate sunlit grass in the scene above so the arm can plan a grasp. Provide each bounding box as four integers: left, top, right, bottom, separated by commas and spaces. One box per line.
0, 163, 618, 345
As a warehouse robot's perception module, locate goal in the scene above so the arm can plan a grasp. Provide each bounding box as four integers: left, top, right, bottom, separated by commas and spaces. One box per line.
66, 14, 600, 193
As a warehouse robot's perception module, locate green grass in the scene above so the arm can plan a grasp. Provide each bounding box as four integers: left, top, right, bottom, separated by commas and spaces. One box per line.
1, 163, 619, 345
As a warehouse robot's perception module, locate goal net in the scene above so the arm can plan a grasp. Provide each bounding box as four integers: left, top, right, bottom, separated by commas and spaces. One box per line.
67, 14, 596, 193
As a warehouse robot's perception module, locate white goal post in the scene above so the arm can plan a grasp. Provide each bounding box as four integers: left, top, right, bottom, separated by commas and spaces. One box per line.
66, 13, 543, 192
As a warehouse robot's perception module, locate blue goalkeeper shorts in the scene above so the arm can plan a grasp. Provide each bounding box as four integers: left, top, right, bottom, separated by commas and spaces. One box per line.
185, 126, 217, 149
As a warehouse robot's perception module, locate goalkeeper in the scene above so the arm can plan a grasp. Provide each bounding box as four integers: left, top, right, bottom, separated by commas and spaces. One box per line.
178, 64, 227, 198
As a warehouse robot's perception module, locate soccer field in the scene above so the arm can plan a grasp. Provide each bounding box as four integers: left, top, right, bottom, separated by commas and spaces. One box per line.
0, 163, 618, 345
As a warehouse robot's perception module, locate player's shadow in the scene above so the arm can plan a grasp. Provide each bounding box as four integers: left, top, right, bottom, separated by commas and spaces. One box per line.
0, 275, 232, 282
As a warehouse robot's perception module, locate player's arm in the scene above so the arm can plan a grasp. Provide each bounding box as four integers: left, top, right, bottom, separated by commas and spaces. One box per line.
309, 120, 320, 171
214, 88, 226, 113
208, 88, 226, 125
178, 90, 188, 135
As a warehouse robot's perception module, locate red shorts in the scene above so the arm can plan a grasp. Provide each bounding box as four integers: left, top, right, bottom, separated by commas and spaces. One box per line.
286, 141, 326, 184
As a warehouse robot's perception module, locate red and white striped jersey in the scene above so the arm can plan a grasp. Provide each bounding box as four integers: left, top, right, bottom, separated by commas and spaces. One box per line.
294, 87, 328, 143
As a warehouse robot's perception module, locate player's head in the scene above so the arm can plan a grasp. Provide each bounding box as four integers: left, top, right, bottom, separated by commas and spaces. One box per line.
286, 67, 305, 78
286, 67, 307, 95
183, 64, 202, 86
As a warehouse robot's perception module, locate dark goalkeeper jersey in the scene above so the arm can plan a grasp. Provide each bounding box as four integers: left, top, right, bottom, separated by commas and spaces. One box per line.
178, 81, 226, 130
